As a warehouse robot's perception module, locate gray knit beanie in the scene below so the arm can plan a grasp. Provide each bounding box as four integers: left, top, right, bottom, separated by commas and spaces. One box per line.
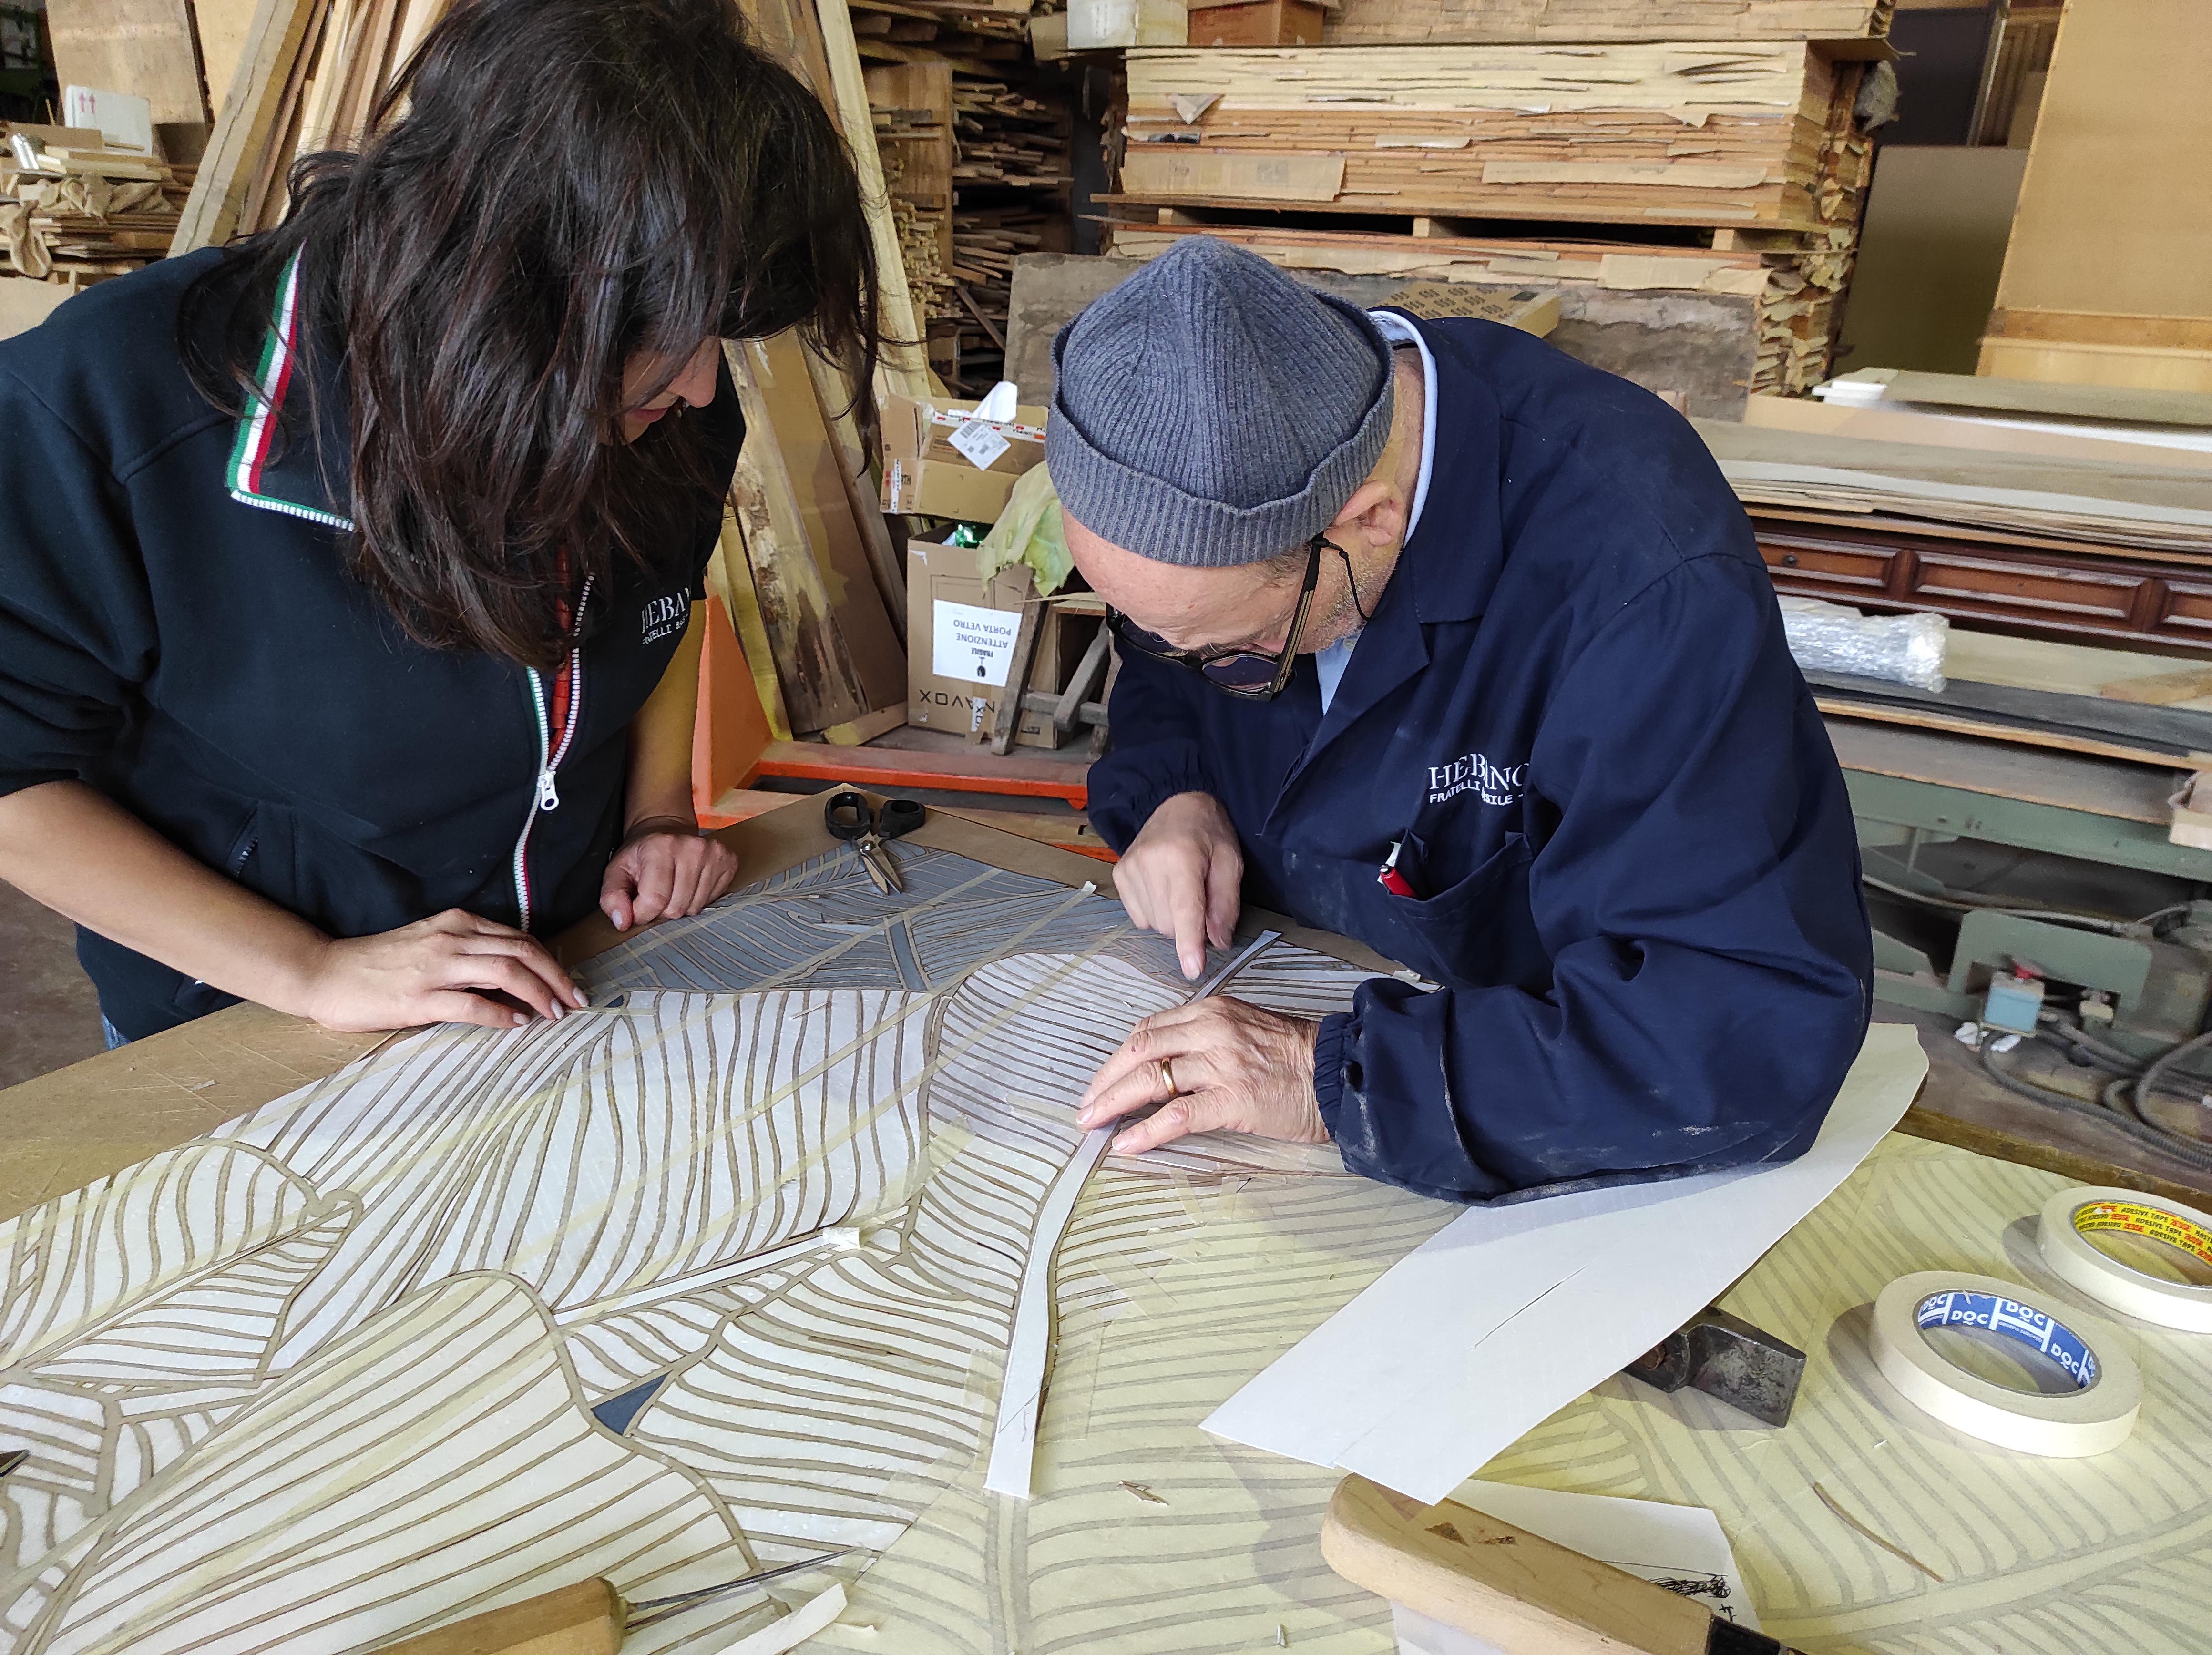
1046, 238, 1395, 567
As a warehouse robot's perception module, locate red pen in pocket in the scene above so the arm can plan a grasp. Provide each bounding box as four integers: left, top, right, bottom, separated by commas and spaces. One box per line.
1378, 838, 1418, 899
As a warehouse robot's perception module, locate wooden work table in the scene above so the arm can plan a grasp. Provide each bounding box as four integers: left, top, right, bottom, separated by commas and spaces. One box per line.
0, 797, 2202, 1654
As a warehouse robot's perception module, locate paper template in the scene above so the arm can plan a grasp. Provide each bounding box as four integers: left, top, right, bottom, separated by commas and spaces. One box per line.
1205, 1024, 1929, 1503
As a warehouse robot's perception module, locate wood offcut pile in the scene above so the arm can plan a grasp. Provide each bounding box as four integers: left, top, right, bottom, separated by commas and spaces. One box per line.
1109, 219, 1850, 399
859, 0, 1072, 391
0, 125, 194, 285
1119, 43, 1869, 232
1103, 3, 1882, 403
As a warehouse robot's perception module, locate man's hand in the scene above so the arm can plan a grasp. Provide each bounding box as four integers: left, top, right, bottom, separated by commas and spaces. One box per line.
295, 910, 587, 1031
1113, 791, 1242, 980
1076, 996, 1328, 1156
601, 817, 741, 931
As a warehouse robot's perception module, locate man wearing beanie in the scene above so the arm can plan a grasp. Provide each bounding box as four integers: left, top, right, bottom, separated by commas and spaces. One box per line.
1060, 237, 1872, 1205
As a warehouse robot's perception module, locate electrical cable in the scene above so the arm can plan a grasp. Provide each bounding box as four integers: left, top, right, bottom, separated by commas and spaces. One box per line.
1978, 1036, 2212, 1174
1863, 877, 2200, 937
2036, 1022, 2144, 1076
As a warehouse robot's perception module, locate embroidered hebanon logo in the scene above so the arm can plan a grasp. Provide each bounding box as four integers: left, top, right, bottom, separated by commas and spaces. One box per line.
1428, 750, 1525, 807
639, 593, 687, 646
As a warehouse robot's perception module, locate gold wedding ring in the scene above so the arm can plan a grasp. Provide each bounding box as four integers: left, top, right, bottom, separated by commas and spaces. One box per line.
1158, 1058, 1177, 1097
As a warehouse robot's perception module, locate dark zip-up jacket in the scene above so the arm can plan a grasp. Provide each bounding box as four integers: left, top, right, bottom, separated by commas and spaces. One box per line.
0, 250, 742, 1040
1088, 313, 1873, 1205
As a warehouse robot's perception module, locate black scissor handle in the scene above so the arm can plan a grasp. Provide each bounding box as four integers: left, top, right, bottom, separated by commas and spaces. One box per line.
878, 797, 927, 841
823, 789, 873, 842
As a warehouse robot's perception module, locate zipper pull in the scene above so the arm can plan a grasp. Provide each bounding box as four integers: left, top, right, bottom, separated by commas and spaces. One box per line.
537, 769, 560, 812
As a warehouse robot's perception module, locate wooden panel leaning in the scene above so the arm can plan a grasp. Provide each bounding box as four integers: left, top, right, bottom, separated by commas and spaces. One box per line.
1321, 1474, 1806, 1655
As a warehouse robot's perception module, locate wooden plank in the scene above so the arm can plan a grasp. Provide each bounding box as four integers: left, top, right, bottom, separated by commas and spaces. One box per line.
752, 739, 1089, 804
47, 0, 209, 127
1823, 717, 2176, 826
1119, 43, 1863, 232
173, 0, 320, 250
1977, 336, 2212, 398
810, 0, 931, 399
801, 345, 908, 631
1868, 368, 2212, 430
2101, 666, 2212, 707
189, 0, 264, 124
705, 510, 795, 743
1814, 696, 2212, 772
1322, 0, 1888, 44
1741, 392, 2212, 474
726, 337, 906, 736
1991, 0, 2212, 338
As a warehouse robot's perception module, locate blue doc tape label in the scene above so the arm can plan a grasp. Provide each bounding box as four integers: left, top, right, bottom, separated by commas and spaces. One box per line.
1915, 1289, 2099, 1388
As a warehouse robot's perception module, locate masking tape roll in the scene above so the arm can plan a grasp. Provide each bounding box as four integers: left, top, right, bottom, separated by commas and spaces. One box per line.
2038, 1185, 2212, 1331
1870, 1272, 2140, 1457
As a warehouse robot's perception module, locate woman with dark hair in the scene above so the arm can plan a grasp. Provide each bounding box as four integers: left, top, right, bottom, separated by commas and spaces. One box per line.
0, 0, 879, 1042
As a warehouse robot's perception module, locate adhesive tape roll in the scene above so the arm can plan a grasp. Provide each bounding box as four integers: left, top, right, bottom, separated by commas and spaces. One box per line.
1870, 1272, 2140, 1457
2037, 1185, 2212, 1332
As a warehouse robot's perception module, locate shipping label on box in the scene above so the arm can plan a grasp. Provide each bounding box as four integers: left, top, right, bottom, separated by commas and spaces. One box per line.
906, 541, 1068, 747
881, 393, 1047, 524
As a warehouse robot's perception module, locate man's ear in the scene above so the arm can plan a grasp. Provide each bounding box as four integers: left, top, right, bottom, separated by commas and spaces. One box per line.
1330, 479, 1407, 551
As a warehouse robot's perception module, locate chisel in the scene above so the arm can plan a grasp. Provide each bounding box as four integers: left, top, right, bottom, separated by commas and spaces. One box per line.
370, 1549, 850, 1655
1322, 1477, 1806, 1655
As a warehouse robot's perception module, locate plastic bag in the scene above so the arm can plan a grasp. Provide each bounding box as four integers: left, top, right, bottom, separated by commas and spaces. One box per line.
976, 464, 1074, 596
1778, 596, 1948, 693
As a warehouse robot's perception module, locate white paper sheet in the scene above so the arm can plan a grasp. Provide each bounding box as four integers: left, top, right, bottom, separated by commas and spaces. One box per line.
1204, 1023, 1928, 1503
932, 598, 1020, 685
1389, 1482, 1755, 1653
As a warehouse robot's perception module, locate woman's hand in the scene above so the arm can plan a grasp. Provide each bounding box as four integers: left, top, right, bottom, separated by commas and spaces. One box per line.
600, 815, 740, 931
295, 909, 588, 1031
1075, 996, 1328, 1156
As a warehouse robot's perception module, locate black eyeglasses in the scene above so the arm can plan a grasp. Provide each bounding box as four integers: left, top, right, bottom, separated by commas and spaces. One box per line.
1105, 535, 1328, 702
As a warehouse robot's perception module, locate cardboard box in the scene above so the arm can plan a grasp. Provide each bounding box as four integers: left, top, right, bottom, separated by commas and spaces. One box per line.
880, 394, 1047, 523
1187, 0, 1324, 46
1069, 0, 1186, 49
907, 541, 1092, 749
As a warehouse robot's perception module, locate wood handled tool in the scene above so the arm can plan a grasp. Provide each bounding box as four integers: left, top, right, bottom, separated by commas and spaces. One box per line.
1321, 1476, 1805, 1655
369, 1549, 850, 1655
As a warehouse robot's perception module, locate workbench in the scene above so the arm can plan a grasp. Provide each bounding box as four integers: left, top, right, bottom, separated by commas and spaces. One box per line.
0, 799, 2203, 1655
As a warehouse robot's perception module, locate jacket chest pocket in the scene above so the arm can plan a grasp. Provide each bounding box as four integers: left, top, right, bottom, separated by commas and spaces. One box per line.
1381, 831, 1550, 993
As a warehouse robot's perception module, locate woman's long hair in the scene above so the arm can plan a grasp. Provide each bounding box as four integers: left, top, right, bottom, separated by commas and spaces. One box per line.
183, 0, 879, 670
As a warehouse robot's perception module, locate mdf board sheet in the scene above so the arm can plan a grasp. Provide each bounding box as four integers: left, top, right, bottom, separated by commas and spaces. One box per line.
1121, 44, 1859, 230
1990, 0, 2212, 335
47, 0, 208, 126
1835, 144, 2027, 377
1323, 0, 1890, 44
191, 0, 263, 126
1978, 336, 2212, 397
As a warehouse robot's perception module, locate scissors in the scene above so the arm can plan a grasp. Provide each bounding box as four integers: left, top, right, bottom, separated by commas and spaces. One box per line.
823, 790, 926, 894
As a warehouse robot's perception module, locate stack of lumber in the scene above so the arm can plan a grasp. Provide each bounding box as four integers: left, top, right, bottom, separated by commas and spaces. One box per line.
1108, 219, 1852, 398
0, 125, 194, 286
1322, 0, 1891, 45
1118, 44, 1870, 233
860, 0, 1072, 391
870, 61, 958, 369
176, 0, 455, 248
1706, 371, 2212, 655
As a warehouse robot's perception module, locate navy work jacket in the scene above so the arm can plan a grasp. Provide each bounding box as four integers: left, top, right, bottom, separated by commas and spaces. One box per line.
0, 251, 740, 1039
1088, 314, 1873, 1205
